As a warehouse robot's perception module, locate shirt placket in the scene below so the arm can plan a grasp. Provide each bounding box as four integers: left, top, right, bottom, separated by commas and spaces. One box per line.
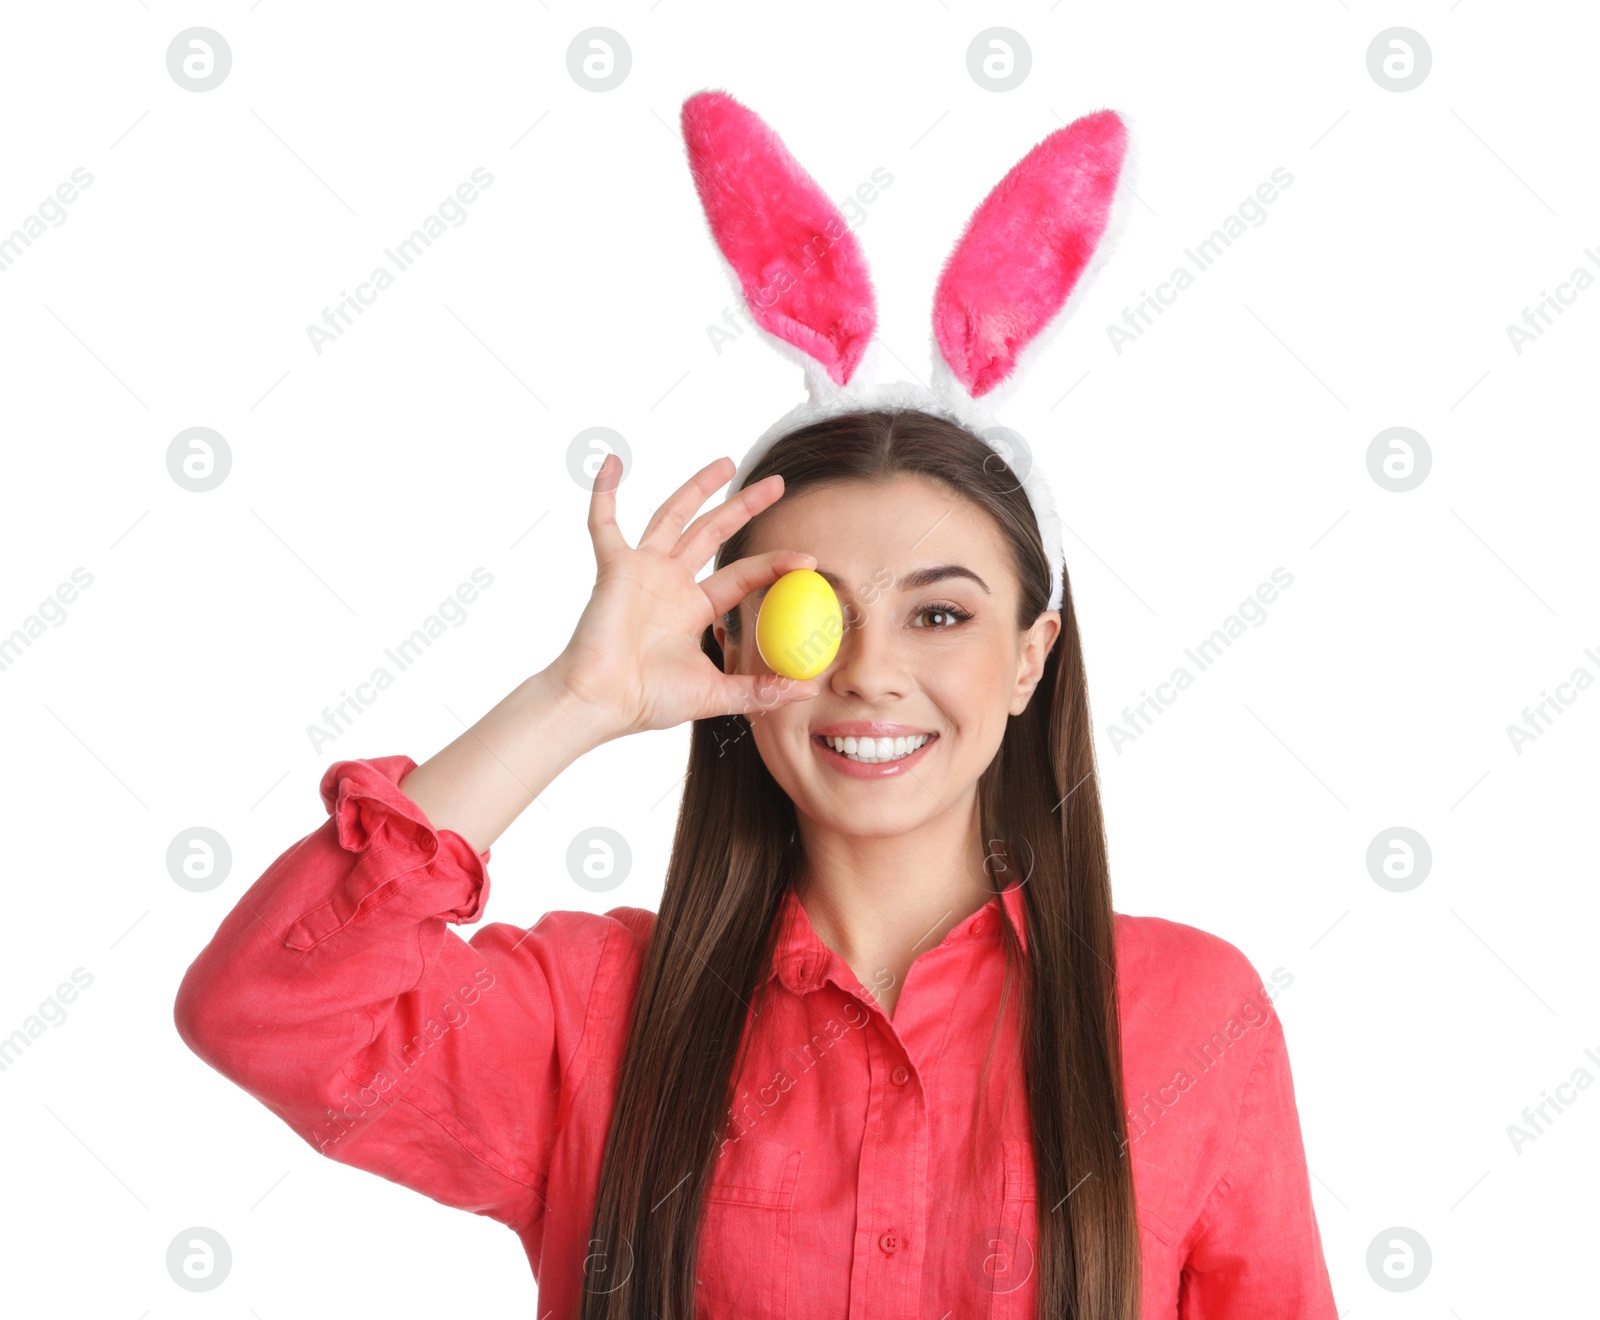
834, 978, 928, 1320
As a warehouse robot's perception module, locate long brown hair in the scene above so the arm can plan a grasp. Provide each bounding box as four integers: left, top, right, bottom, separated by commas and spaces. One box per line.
580, 409, 1140, 1318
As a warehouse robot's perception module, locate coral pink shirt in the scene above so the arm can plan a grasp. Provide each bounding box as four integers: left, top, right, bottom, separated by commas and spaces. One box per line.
173, 755, 1337, 1318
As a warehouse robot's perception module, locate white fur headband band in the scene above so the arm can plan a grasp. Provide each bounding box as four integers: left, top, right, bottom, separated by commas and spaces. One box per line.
680, 90, 1128, 614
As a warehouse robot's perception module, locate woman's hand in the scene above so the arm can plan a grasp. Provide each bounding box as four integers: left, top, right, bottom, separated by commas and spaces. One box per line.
550, 452, 821, 740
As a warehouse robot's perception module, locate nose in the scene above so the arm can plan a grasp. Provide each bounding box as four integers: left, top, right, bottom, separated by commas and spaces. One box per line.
826, 604, 910, 703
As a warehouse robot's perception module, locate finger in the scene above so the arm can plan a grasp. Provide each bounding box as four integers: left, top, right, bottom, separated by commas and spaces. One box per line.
636, 456, 736, 556
670, 471, 788, 570
587, 453, 629, 566
698, 548, 818, 620
721, 671, 821, 718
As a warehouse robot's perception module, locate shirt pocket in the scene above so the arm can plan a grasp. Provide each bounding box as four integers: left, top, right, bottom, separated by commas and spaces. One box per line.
984, 1138, 1039, 1320
989, 1138, 1177, 1319
695, 1138, 802, 1320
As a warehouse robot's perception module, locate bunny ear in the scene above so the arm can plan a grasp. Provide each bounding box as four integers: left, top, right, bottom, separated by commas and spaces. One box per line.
682, 91, 876, 387
933, 109, 1127, 398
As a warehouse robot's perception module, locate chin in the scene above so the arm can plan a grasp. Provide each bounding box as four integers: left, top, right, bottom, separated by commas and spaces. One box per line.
806, 786, 940, 833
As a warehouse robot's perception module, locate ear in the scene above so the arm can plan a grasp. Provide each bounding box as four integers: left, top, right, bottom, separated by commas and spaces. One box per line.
713, 613, 745, 672
932, 109, 1127, 398
1010, 610, 1062, 716
682, 90, 877, 387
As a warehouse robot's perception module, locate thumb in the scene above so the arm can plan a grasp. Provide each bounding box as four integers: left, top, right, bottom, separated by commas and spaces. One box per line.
736, 673, 821, 715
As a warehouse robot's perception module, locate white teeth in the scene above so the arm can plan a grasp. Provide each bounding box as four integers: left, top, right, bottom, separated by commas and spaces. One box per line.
825, 734, 930, 763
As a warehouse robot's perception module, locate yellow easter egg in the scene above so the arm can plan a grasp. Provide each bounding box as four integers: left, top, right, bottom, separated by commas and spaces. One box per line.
756, 569, 843, 680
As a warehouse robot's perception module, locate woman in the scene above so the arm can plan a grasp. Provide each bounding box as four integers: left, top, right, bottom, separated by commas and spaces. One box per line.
173, 408, 1338, 1318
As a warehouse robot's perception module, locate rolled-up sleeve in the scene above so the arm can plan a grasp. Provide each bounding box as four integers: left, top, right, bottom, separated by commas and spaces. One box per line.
172, 754, 613, 1238
1178, 1010, 1338, 1317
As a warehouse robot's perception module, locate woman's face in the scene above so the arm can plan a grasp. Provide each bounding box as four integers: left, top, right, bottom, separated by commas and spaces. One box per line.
713, 473, 1061, 839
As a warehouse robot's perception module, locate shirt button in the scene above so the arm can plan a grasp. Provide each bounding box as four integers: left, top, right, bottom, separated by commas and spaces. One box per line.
879, 1230, 901, 1254
891, 1065, 910, 1086
973, 915, 990, 934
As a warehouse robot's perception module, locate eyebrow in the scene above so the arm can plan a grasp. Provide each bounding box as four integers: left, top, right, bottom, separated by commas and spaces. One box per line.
753, 563, 992, 600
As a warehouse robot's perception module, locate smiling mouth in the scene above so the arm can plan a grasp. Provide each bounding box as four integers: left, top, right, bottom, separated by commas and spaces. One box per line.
812, 732, 938, 765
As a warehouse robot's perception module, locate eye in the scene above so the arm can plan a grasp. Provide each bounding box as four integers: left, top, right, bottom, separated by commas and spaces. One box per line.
911, 601, 974, 629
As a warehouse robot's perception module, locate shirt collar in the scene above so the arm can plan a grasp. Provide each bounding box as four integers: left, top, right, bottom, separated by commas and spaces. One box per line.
768, 880, 1028, 994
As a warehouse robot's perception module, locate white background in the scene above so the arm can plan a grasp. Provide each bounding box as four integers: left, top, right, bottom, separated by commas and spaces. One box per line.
1, 1, 1594, 1315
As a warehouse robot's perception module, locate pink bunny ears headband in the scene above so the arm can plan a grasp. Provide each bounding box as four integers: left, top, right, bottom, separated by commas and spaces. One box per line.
680, 90, 1129, 613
